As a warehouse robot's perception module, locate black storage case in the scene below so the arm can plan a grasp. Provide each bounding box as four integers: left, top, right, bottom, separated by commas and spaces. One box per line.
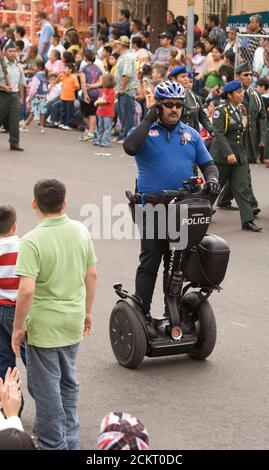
184, 234, 230, 287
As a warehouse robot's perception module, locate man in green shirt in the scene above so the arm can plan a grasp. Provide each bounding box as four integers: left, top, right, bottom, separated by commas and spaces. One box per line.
11, 179, 97, 450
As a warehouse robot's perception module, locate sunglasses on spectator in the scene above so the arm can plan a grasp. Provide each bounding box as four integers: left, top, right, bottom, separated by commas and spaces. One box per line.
162, 102, 184, 109
241, 73, 253, 77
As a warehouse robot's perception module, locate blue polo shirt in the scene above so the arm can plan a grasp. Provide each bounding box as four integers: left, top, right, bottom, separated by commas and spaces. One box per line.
133, 122, 212, 195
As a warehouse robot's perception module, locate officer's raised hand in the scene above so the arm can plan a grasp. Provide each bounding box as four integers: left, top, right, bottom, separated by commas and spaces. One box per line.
145, 104, 162, 124
203, 178, 221, 196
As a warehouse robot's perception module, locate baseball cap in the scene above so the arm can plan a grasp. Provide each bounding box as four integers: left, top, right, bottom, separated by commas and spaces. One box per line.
158, 32, 172, 40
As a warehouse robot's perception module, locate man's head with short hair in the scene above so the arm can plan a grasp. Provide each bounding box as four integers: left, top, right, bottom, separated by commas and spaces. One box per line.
119, 9, 130, 21
131, 19, 142, 33
0, 205, 16, 236
207, 14, 219, 27
249, 14, 263, 32
33, 180, 66, 215
38, 12, 47, 21
84, 49, 96, 63
63, 15, 74, 28
15, 26, 25, 38
15, 40, 24, 52
256, 77, 269, 93
0, 428, 37, 450
152, 65, 167, 81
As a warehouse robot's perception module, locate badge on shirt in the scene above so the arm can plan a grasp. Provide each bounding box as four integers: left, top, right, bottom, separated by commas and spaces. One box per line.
149, 129, 159, 137
213, 110, 220, 119
181, 132, 192, 145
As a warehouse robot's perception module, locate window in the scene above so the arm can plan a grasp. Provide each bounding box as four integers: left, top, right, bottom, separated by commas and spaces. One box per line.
203, 0, 234, 22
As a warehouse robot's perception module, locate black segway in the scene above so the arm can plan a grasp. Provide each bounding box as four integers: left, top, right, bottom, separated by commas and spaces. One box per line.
109, 177, 230, 369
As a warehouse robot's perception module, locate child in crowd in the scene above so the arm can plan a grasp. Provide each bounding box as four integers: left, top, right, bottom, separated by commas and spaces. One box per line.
200, 99, 219, 150
191, 41, 206, 94
94, 73, 115, 147
0, 207, 26, 383
59, 62, 80, 130
20, 60, 48, 133
108, 52, 119, 75
45, 72, 62, 122
47, 34, 65, 58
15, 40, 25, 64
47, 72, 62, 101
45, 49, 64, 75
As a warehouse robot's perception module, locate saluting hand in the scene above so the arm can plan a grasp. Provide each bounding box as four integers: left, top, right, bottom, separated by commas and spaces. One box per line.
145, 104, 162, 124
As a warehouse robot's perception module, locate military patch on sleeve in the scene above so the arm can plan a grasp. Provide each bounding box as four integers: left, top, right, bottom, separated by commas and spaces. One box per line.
213, 110, 220, 118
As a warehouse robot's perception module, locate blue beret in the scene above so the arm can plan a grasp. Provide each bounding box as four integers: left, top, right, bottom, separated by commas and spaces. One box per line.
223, 80, 242, 94
187, 70, 195, 78
168, 65, 187, 78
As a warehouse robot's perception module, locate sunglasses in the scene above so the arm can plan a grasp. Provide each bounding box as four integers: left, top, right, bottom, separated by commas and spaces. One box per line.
241, 73, 253, 77
162, 102, 184, 109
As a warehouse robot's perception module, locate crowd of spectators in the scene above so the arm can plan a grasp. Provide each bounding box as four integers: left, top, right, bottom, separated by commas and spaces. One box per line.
0, 9, 268, 154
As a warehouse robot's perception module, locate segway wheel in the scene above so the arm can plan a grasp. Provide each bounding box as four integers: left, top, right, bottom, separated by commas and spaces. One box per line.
110, 302, 147, 369
183, 293, 217, 360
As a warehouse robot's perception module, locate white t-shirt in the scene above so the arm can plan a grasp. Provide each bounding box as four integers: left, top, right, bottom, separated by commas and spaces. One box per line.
47, 43, 66, 58
0, 411, 23, 432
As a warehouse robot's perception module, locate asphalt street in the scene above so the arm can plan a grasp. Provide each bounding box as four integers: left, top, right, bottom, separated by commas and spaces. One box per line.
1, 127, 269, 450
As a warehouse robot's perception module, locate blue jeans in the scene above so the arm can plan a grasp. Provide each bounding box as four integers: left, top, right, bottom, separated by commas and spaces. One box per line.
0, 305, 26, 380
60, 100, 75, 127
26, 342, 80, 450
118, 93, 135, 139
96, 116, 113, 146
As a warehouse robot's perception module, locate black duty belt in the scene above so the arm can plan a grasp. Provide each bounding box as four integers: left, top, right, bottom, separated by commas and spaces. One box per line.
135, 193, 172, 204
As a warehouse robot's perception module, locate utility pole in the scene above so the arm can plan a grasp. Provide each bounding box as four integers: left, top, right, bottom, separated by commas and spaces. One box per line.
149, 0, 168, 52
186, 0, 195, 58
93, 0, 98, 51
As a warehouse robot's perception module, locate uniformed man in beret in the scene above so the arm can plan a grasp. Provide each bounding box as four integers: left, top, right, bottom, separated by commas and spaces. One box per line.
168, 65, 214, 135
210, 80, 262, 232
0, 41, 25, 151
236, 61, 267, 162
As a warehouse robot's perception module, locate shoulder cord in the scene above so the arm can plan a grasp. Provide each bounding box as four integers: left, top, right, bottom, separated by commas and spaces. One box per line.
250, 89, 261, 113
223, 106, 229, 134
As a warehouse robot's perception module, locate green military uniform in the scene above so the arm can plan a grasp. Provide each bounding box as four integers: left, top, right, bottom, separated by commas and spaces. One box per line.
182, 89, 214, 134
217, 61, 267, 207
243, 86, 268, 163
0, 54, 25, 149
217, 85, 265, 207
210, 101, 255, 225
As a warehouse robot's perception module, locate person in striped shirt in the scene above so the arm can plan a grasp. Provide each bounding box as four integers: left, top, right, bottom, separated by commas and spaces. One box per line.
0, 206, 26, 382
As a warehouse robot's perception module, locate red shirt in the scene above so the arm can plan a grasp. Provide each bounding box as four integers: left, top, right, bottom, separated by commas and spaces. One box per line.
96, 88, 115, 118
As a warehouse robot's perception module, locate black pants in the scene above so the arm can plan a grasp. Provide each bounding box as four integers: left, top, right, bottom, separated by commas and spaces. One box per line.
0, 91, 20, 147
135, 211, 171, 314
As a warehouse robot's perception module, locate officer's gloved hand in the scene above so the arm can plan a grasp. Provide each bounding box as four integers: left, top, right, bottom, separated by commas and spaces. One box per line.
203, 178, 221, 196
144, 104, 161, 124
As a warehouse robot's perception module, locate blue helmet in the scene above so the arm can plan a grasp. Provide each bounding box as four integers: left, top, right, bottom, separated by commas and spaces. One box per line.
154, 80, 186, 100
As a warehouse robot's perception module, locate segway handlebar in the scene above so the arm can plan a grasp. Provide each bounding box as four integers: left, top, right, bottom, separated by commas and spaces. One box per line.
162, 176, 205, 200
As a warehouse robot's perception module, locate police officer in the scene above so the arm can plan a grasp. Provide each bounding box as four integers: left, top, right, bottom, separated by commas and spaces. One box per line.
210, 80, 262, 232
0, 42, 25, 151
123, 81, 219, 315
217, 61, 265, 210
168, 65, 214, 135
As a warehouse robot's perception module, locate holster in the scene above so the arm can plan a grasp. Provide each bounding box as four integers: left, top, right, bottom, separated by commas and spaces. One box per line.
125, 190, 138, 223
